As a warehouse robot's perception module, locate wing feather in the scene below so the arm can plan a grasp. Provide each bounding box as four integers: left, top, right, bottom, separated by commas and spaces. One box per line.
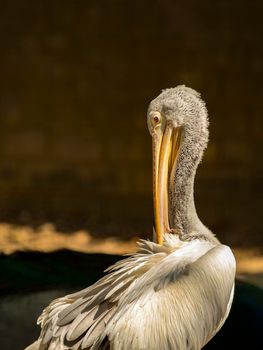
81, 309, 113, 349
57, 297, 92, 326
66, 309, 96, 341
34, 239, 167, 349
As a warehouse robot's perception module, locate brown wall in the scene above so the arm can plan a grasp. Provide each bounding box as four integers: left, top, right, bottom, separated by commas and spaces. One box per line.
0, 0, 262, 246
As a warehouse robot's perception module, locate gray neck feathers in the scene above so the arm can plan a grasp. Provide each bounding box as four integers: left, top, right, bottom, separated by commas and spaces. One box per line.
166, 87, 212, 238
170, 128, 206, 235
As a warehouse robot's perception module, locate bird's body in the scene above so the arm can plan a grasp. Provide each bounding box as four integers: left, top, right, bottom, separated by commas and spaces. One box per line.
27, 235, 235, 350
26, 86, 236, 350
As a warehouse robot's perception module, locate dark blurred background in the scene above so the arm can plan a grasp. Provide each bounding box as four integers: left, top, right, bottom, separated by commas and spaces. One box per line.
1, 2, 263, 349
0, 0, 262, 247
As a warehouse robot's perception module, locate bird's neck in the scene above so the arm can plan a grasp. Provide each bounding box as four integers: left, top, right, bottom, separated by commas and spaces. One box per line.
169, 141, 213, 240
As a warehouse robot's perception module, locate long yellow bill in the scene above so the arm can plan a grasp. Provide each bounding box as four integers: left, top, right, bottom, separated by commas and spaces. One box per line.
152, 125, 182, 245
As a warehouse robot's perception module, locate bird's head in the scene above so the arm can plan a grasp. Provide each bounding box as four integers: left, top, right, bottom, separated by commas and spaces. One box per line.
147, 85, 209, 244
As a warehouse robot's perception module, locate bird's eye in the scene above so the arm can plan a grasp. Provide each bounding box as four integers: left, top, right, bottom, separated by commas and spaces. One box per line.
153, 115, 160, 123
151, 112, 161, 126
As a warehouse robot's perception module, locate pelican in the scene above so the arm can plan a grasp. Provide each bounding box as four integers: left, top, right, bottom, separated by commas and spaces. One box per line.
26, 85, 236, 350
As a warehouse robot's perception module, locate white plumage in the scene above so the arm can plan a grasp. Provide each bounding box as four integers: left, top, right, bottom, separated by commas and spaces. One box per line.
26, 235, 235, 350
26, 86, 236, 349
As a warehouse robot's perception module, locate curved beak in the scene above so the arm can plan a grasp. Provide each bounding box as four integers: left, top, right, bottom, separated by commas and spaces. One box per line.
152, 124, 182, 244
